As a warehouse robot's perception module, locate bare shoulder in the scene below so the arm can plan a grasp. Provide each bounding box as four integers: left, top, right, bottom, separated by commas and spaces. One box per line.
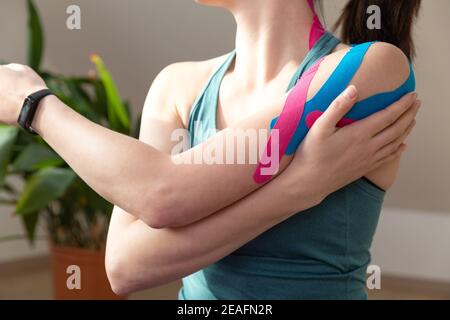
308, 42, 411, 101
143, 55, 229, 126
352, 42, 411, 99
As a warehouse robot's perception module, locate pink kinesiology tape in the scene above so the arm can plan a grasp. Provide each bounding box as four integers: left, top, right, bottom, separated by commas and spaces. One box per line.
307, 0, 325, 49
253, 58, 325, 184
252, 0, 326, 184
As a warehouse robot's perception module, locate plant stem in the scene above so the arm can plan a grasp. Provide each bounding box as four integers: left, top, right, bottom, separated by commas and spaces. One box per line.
3, 182, 18, 197
0, 234, 46, 243
0, 199, 16, 205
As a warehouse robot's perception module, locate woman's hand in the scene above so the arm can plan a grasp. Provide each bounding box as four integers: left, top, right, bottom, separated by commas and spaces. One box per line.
285, 85, 419, 206
0, 64, 47, 126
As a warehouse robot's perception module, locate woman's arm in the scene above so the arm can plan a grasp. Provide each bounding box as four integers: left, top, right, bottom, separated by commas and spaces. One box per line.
0, 43, 417, 228
0, 62, 293, 228
105, 85, 419, 294
106, 176, 312, 295
30, 88, 294, 228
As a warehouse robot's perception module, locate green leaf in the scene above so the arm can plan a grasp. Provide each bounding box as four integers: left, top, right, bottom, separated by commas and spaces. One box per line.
0, 125, 19, 187
63, 79, 100, 122
92, 79, 109, 118
133, 111, 142, 138
83, 184, 113, 215
12, 143, 63, 171
3, 182, 17, 195
26, 0, 44, 71
44, 74, 105, 123
44, 76, 73, 107
90, 54, 130, 133
21, 211, 40, 244
16, 168, 76, 215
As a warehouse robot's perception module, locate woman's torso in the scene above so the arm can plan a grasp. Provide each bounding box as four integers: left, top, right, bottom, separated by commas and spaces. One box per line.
178, 33, 390, 300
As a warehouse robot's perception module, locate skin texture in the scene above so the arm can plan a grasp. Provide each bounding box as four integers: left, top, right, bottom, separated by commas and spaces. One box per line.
0, 0, 420, 294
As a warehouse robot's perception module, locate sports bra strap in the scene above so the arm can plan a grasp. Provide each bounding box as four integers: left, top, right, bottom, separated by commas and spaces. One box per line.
307, 0, 326, 49
287, 32, 341, 90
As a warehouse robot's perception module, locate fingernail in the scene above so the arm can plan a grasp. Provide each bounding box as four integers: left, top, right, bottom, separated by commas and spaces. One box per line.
343, 85, 357, 100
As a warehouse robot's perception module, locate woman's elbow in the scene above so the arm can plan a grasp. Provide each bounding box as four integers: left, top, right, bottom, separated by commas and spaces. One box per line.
106, 252, 160, 295
138, 204, 180, 229
135, 181, 184, 229
105, 246, 179, 295
105, 249, 137, 296
140, 192, 192, 229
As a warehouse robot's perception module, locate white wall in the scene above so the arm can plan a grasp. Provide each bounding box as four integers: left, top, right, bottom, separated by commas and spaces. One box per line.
0, 0, 449, 282
372, 208, 450, 283
0, 206, 48, 262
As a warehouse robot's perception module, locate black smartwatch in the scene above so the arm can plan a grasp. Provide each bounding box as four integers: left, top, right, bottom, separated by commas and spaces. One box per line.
17, 89, 54, 135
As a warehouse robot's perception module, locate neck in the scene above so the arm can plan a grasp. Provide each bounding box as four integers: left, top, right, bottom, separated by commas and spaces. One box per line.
229, 0, 315, 89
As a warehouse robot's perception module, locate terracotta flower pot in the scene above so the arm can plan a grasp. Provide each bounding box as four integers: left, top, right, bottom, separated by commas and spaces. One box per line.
50, 244, 126, 300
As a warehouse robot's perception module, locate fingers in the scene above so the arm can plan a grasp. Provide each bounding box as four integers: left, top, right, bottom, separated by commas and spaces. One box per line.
315, 85, 358, 135
374, 118, 416, 162
355, 92, 418, 137
373, 143, 408, 170
371, 100, 420, 150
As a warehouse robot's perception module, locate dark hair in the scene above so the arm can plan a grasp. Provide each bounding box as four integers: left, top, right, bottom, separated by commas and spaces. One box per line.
332, 0, 421, 60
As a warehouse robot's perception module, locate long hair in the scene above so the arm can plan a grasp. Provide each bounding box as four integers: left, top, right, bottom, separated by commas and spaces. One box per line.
326, 0, 421, 60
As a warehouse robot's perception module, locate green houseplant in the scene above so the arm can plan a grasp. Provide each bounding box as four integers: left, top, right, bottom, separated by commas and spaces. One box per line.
0, 0, 139, 299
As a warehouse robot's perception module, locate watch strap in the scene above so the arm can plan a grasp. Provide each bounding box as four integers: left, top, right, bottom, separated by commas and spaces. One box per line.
17, 89, 53, 135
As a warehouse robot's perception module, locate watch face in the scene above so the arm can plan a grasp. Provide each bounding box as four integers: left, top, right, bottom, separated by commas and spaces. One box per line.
18, 98, 35, 132
17, 90, 52, 135
27, 96, 36, 104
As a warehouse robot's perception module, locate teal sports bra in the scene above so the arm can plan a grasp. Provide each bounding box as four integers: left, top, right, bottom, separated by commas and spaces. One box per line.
180, 32, 415, 300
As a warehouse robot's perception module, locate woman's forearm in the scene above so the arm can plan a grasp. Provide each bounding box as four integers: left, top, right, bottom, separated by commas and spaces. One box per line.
33, 95, 174, 224
105, 166, 316, 294
32, 94, 290, 228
